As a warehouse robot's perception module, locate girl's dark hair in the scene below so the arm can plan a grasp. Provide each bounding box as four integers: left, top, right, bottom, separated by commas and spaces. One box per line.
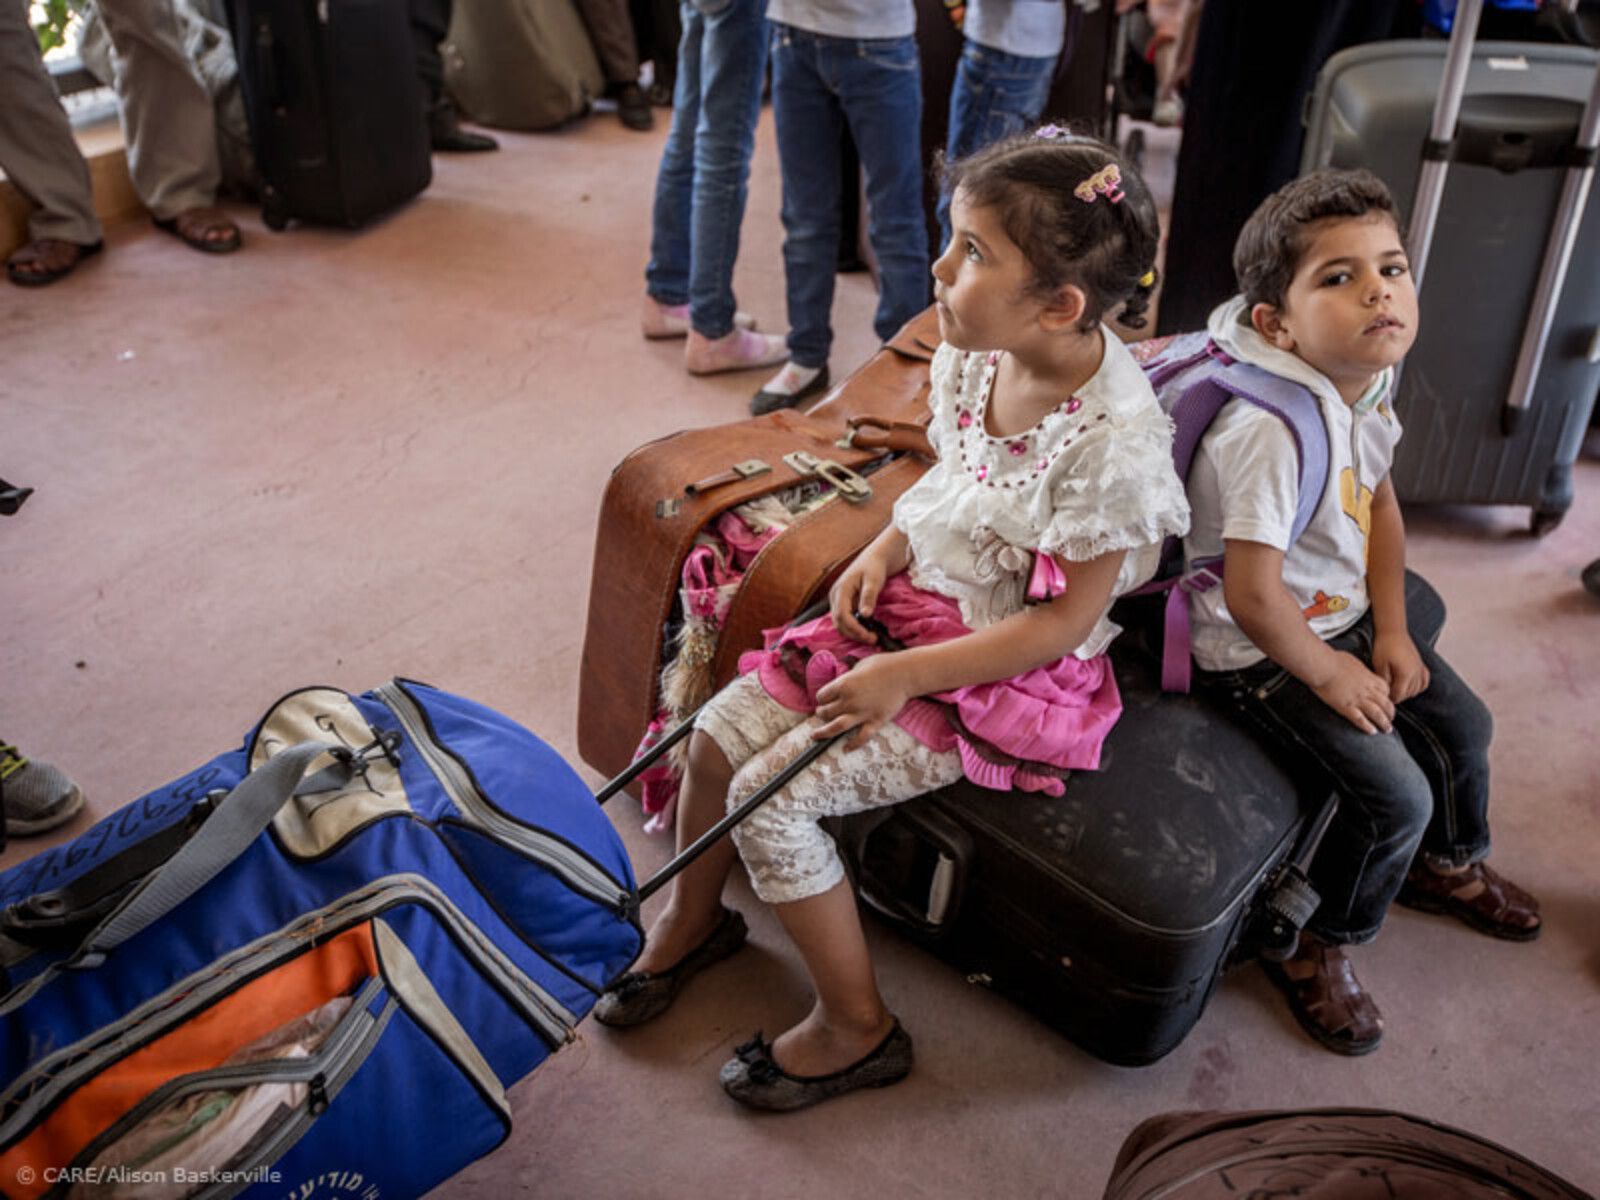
939, 127, 1161, 330
1234, 168, 1402, 310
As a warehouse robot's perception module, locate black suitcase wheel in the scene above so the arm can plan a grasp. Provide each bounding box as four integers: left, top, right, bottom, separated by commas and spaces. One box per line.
1531, 507, 1565, 537
1583, 558, 1600, 598
261, 190, 289, 232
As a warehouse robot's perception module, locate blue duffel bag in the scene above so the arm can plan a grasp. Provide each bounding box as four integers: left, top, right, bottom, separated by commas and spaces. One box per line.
0, 679, 643, 1199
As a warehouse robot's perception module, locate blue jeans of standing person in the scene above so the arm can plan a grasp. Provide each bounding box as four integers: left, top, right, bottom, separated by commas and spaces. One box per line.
938, 41, 1059, 247
644, 0, 770, 340
1196, 574, 1493, 947
770, 24, 930, 370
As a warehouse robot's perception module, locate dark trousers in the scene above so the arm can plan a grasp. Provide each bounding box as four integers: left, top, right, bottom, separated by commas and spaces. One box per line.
410, 0, 451, 110
1196, 575, 1492, 945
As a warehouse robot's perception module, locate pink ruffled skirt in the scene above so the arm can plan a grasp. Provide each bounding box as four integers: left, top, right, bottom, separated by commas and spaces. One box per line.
736, 572, 1122, 794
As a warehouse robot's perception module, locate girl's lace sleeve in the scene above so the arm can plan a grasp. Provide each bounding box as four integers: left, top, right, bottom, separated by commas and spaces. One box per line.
1036, 410, 1191, 573
925, 342, 964, 450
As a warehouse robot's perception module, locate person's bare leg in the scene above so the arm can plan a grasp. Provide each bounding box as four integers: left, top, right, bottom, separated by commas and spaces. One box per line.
632, 730, 742, 973
767, 879, 895, 1076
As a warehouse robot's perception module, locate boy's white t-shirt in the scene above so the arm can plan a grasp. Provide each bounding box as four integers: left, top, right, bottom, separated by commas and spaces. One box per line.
1183, 296, 1403, 673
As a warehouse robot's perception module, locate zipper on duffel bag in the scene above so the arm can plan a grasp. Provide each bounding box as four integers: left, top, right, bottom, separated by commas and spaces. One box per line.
0, 874, 574, 1147
45, 975, 393, 1199
373, 682, 631, 914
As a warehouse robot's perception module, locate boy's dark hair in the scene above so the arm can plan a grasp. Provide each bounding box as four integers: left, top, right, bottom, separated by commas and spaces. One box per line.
1234, 168, 1402, 310
940, 128, 1161, 330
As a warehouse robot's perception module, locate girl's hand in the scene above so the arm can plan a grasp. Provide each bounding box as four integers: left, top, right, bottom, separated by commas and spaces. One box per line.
1372, 631, 1430, 703
1309, 650, 1396, 734
829, 555, 888, 644
812, 656, 914, 750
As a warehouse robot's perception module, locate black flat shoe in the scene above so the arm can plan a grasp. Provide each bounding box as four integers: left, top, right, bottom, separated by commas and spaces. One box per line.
719, 1021, 914, 1112
750, 365, 829, 416
592, 908, 747, 1028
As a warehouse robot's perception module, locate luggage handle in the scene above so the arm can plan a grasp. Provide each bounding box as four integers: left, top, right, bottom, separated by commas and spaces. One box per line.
1503, 50, 1600, 434
1408, 0, 1486, 284
595, 599, 886, 904
56, 739, 389, 972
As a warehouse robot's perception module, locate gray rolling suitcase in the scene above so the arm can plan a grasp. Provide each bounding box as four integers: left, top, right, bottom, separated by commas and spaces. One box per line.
1302, 6, 1600, 534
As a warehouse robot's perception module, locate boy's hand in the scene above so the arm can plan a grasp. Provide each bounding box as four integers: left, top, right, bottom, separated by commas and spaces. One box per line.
1310, 650, 1396, 734
1372, 631, 1430, 703
813, 656, 913, 750
829, 555, 888, 644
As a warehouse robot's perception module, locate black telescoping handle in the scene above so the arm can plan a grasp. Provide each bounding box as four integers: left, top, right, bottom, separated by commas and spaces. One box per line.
598, 597, 898, 903
594, 598, 835, 806
636, 731, 845, 903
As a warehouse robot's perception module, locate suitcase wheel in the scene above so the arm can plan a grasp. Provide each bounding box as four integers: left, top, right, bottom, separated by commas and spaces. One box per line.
1530, 508, 1565, 538
262, 190, 289, 232
1583, 558, 1600, 598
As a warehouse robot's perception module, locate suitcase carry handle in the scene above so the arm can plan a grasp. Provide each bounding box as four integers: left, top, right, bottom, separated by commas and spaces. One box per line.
36, 740, 380, 977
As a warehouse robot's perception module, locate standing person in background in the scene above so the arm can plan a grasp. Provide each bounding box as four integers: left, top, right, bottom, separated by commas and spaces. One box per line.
2, 0, 241, 286
939, 0, 1065, 247
575, 0, 656, 130
641, 0, 789, 375
410, 0, 499, 151
751, 0, 930, 416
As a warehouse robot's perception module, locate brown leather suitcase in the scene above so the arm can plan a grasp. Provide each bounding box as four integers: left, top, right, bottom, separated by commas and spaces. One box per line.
576, 310, 941, 782
1102, 1108, 1594, 1199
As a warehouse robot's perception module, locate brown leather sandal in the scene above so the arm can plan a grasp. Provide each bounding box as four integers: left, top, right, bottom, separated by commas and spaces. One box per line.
1396, 860, 1541, 941
1262, 934, 1383, 1056
5, 238, 103, 287
153, 206, 242, 254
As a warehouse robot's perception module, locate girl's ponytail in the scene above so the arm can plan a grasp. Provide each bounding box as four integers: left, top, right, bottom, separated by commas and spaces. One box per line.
1119, 265, 1158, 330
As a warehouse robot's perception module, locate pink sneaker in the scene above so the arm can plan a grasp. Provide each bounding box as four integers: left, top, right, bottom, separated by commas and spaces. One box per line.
685, 328, 790, 375
642, 295, 757, 340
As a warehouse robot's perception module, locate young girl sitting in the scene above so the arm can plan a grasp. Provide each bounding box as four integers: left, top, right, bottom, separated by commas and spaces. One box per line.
595, 130, 1191, 1111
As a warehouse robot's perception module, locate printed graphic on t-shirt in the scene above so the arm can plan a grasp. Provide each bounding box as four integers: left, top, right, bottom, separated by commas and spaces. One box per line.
1341, 467, 1374, 563
1303, 590, 1351, 620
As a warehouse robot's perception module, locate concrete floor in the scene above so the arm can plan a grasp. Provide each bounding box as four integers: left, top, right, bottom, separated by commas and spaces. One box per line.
3, 106, 1598, 1197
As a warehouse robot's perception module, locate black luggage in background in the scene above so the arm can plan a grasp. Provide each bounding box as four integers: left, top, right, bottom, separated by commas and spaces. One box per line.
826, 583, 1474, 1066
1303, 24, 1600, 534
228, 0, 432, 229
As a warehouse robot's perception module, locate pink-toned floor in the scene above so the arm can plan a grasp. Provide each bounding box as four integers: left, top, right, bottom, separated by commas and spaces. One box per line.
3, 106, 1598, 1197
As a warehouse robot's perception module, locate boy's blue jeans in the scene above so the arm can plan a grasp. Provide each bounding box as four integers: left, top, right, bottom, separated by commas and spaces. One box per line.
769, 23, 930, 369
938, 41, 1059, 247
644, 0, 770, 340
1196, 575, 1492, 946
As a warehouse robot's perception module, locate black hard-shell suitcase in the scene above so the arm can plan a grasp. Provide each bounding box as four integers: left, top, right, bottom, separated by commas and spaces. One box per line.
829, 580, 1449, 1066
834, 629, 1329, 1066
1302, 15, 1600, 534
228, 0, 432, 229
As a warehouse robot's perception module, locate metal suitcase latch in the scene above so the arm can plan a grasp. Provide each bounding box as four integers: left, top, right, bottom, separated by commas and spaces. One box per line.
782, 451, 872, 504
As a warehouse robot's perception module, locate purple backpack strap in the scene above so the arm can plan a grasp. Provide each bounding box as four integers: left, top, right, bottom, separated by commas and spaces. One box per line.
1135, 336, 1330, 692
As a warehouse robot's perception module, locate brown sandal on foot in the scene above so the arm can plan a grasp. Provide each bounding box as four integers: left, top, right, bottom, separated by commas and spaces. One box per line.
5, 238, 103, 287
1396, 860, 1541, 941
153, 206, 242, 254
1262, 935, 1383, 1056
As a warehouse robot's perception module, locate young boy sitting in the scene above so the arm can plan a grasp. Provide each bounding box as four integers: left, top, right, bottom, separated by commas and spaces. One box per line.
1183, 168, 1540, 1055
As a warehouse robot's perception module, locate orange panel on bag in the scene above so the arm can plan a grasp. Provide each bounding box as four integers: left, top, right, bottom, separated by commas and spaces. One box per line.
0, 923, 379, 1196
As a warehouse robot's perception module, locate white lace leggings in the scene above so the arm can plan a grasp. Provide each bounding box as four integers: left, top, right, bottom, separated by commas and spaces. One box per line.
695, 674, 965, 905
